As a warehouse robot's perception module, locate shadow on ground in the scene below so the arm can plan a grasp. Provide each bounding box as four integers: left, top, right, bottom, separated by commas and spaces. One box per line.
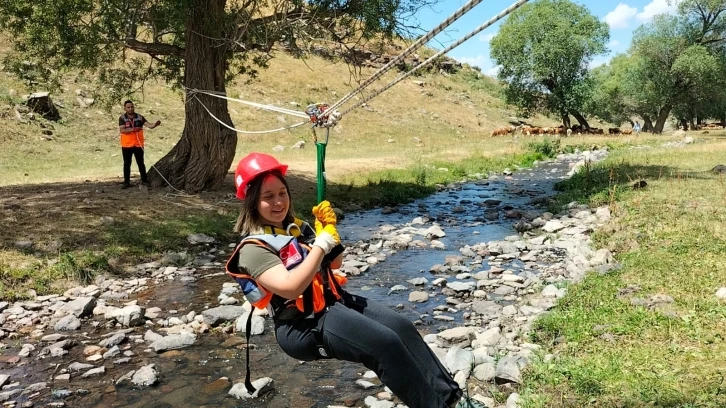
0, 170, 432, 265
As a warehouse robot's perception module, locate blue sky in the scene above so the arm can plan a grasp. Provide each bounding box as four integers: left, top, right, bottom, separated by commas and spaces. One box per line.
408, 0, 682, 76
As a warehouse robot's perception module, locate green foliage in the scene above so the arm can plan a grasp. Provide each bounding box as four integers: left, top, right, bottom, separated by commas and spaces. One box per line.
50, 252, 109, 286
490, 0, 609, 122
0, 250, 111, 300
528, 138, 561, 158
0, 0, 436, 106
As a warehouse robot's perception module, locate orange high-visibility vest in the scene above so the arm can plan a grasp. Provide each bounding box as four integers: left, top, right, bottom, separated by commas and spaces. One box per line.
119, 114, 145, 148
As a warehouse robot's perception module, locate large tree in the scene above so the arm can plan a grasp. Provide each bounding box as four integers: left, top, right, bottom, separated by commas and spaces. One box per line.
490, 0, 609, 130
0, 0, 434, 192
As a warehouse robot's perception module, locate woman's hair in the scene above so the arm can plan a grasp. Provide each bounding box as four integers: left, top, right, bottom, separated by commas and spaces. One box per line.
233, 170, 295, 235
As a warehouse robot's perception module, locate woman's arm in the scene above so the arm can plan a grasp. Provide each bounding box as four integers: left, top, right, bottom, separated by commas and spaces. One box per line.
255, 246, 326, 300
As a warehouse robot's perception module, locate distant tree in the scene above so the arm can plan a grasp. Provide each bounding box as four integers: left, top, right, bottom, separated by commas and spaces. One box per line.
490, 0, 609, 130
0, 0, 436, 192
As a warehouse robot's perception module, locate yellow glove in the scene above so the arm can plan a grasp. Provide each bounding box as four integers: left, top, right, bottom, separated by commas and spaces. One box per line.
312, 200, 337, 226
314, 222, 340, 244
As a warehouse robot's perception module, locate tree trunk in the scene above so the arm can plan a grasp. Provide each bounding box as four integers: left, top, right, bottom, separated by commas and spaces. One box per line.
570, 111, 590, 131
643, 116, 654, 132
681, 118, 689, 131
149, 0, 237, 192
720, 114, 726, 127
561, 113, 571, 129
653, 105, 672, 134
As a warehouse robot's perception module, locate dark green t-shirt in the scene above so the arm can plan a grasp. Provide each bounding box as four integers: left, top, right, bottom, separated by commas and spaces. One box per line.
238, 244, 282, 279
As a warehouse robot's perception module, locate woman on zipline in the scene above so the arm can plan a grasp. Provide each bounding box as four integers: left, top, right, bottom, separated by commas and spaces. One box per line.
225, 152, 463, 408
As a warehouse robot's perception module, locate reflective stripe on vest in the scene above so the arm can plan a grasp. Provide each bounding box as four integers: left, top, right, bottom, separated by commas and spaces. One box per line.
120, 114, 144, 148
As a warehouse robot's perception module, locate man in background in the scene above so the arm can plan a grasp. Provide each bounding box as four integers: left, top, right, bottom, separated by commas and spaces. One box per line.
119, 100, 161, 189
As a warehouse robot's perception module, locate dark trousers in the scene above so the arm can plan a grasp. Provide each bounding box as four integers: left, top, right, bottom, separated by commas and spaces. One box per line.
121, 147, 148, 184
275, 293, 461, 408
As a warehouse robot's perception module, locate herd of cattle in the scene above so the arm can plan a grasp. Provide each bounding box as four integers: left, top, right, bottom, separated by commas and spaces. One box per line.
490, 124, 633, 137
491, 122, 726, 137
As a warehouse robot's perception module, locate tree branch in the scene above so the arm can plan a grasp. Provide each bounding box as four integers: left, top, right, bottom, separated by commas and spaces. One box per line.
124, 38, 185, 57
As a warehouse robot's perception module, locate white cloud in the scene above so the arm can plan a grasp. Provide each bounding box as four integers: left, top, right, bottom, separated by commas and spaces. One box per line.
608, 39, 621, 49
479, 33, 496, 43
636, 0, 681, 22
485, 66, 500, 77
456, 55, 489, 69
604, 3, 638, 29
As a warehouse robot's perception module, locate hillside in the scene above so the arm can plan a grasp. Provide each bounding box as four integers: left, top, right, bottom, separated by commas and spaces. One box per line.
0, 37, 564, 187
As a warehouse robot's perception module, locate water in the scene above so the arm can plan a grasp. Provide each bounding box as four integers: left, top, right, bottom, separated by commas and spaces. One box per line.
9, 158, 577, 407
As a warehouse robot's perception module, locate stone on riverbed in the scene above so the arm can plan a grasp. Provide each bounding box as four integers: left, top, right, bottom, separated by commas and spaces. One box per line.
228, 377, 274, 399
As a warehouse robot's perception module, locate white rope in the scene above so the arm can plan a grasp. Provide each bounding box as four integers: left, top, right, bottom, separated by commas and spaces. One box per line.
193, 95, 307, 134
341, 0, 531, 117
188, 88, 309, 119
325, 0, 485, 114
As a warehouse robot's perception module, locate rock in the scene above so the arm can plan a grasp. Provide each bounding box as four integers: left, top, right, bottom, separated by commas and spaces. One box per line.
356, 379, 378, 389
541, 284, 559, 298
25, 92, 60, 121
388, 285, 408, 295
0, 389, 22, 402
105, 305, 145, 327
0, 375, 9, 388
100, 216, 115, 225
228, 377, 274, 399
15, 240, 33, 249
363, 396, 395, 408
144, 330, 164, 343
684, 136, 694, 144
444, 346, 474, 376
99, 332, 126, 348
473, 362, 496, 382
58, 297, 97, 318
81, 367, 106, 378
407, 277, 428, 286
234, 313, 265, 335
272, 145, 285, 152
103, 346, 120, 359
590, 248, 614, 266
542, 220, 565, 233
716, 287, 726, 299
474, 327, 501, 347
507, 393, 521, 408
495, 356, 522, 384
54, 315, 81, 331
426, 225, 446, 238
437, 327, 475, 347
446, 281, 475, 292
22, 382, 47, 394
187, 233, 215, 244
150, 332, 196, 352
132, 364, 159, 386
291, 140, 305, 149
711, 164, 726, 174
431, 240, 446, 250
68, 362, 95, 372
19, 344, 35, 357
472, 300, 503, 318
408, 291, 429, 303
202, 306, 246, 326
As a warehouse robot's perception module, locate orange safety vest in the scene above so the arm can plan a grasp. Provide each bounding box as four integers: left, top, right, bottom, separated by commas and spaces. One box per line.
225, 218, 346, 317
119, 114, 145, 148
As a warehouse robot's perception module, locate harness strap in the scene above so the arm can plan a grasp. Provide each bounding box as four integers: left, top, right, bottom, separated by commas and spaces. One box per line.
244, 311, 256, 393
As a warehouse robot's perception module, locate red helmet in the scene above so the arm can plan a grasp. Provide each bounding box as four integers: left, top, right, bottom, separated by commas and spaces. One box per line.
234, 153, 288, 200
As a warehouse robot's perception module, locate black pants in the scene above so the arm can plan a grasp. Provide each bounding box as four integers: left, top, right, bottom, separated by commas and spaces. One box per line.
275, 293, 461, 408
122, 147, 148, 184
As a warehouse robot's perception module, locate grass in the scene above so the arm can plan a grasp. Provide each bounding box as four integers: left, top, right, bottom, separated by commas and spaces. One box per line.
519, 138, 726, 407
